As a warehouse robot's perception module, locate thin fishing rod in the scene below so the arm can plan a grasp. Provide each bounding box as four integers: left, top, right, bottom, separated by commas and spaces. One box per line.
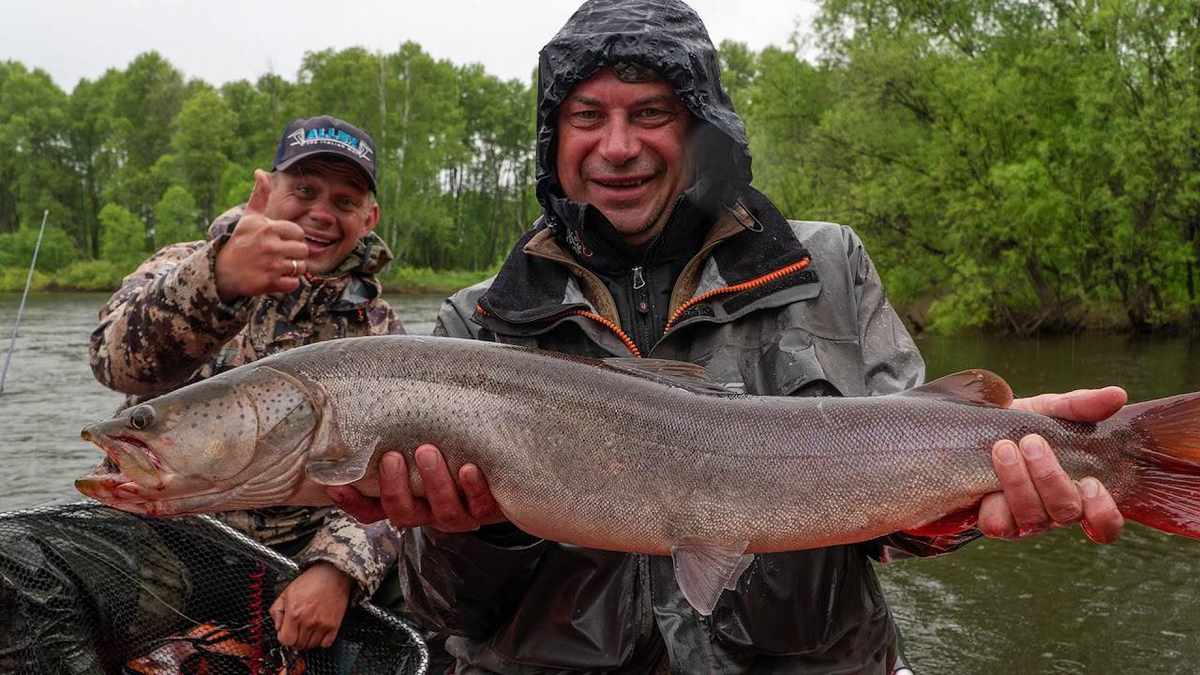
0, 210, 50, 393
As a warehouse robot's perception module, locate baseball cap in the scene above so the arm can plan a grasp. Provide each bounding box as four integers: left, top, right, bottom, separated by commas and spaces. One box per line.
272, 115, 378, 193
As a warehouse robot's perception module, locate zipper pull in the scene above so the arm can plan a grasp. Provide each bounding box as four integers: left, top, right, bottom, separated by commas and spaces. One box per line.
632, 266, 646, 290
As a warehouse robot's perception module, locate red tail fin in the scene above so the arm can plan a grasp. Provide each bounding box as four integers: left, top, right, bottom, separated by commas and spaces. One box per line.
1112, 393, 1200, 539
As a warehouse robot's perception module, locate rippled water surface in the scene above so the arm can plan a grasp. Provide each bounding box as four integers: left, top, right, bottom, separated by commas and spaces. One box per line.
2, 293, 1197, 673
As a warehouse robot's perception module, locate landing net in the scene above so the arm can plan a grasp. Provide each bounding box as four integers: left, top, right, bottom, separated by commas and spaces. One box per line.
0, 502, 427, 675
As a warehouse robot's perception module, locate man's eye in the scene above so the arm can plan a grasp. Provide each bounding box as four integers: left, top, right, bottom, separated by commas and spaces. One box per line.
296, 185, 315, 197
573, 110, 601, 122
337, 197, 359, 210
638, 108, 672, 123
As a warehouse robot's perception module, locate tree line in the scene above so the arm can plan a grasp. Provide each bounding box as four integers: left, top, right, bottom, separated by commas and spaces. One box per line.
2, 0, 1198, 334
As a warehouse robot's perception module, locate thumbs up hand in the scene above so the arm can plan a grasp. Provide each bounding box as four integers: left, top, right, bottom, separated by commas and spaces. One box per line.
214, 170, 311, 303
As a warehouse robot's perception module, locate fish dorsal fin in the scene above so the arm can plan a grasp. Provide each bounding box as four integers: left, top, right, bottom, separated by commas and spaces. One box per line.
897, 369, 1013, 408
603, 358, 737, 396
670, 540, 755, 615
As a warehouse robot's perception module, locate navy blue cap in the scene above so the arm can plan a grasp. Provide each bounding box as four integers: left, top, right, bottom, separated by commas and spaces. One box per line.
273, 116, 377, 192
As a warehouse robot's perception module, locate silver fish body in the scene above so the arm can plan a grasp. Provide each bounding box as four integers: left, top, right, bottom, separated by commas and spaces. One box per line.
77, 335, 1200, 613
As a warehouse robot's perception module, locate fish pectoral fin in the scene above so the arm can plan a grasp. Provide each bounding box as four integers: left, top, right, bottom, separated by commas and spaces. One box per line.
670, 540, 754, 615
895, 369, 1013, 408
306, 437, 379, 486
902, 508, 979, 537
603, 358, 737, 396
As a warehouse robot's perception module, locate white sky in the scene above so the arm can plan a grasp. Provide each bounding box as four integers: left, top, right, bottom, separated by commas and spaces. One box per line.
3, 0, 820, 92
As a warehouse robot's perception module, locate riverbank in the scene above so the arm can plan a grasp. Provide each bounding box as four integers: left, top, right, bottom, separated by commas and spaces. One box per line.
0, 262, 497, 297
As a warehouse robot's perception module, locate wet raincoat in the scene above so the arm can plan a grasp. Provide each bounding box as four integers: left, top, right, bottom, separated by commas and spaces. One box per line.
401, 1, 976, 672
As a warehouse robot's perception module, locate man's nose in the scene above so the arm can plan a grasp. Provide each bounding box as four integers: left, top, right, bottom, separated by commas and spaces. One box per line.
598, 119, 640, 166
308, 199, 336, 226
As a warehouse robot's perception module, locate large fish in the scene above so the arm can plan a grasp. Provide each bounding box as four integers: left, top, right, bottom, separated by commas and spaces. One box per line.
77, 335, 1200, 614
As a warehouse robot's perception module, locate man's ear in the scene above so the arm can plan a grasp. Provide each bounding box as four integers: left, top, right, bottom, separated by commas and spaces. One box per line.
362, 201, 380, 237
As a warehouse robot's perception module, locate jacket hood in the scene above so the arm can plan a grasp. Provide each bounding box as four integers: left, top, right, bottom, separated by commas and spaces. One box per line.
535, 0, 753, 216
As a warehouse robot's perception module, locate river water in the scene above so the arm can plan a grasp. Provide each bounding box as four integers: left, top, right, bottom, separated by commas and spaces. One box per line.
1, 292, 1197, 673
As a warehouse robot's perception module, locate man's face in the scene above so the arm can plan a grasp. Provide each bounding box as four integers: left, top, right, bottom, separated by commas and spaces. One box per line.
556, 68, 694, 247
267, 158, 379, 274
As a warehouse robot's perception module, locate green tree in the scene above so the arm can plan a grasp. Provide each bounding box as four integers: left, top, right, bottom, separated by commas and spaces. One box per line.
173, 88, 238, 222
155, 185, 201, 246
99, 203, 149, 272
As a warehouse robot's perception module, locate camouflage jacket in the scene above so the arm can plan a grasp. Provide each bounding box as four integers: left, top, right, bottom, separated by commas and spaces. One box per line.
89, 203, 403, 596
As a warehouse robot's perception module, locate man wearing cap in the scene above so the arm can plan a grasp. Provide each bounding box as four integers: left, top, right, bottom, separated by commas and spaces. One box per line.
332, 2, 1127, 673
90, 115, 401, 651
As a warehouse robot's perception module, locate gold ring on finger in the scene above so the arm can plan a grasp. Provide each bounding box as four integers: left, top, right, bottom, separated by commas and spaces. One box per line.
290, 259, 299, 276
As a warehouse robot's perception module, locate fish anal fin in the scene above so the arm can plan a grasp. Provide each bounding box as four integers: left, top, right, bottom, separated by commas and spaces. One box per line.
902, 508, 979, 537
897, 370, 1013, 408
604, 358, 735, 396
670, 540, 754, 615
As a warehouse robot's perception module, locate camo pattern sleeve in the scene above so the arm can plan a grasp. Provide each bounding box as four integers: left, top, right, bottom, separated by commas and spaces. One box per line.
295, 512, 401, 596
90, 235, 252, 397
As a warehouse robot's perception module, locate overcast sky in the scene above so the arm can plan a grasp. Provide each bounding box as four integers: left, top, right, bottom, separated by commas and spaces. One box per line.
3, 1, 820, 92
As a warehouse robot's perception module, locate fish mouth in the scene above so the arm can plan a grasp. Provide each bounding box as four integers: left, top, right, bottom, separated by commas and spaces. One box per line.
77, 428, 171, 510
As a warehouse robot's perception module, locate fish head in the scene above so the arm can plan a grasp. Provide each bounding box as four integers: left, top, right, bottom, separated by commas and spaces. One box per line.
76, 365, 321, 515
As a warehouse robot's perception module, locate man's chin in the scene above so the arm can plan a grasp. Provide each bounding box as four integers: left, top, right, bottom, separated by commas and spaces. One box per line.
601, 210, 667, 246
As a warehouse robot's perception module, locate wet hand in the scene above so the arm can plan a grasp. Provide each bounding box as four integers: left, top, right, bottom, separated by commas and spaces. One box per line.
269, 562, 351, 650
215, 170, 310, 302
978, 387, 1128, 544
329, 445, 505, 532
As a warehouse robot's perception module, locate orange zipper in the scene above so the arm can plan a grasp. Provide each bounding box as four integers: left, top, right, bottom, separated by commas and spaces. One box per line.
476, 304, 642, 357
477, 256, 810, 359
663, 257, 811, 333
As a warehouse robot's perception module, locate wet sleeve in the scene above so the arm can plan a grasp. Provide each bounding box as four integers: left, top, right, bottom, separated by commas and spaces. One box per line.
399, 525, 549, 637
846, 227, 984, 559
844, 226, 925, 397
89, 237, 252, 397
294, 512, 401, 598
869, 529, 982, 562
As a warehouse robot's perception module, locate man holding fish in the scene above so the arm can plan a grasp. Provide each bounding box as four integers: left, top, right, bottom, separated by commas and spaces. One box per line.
89, 116, 402, 652
329, 1, 1126, 673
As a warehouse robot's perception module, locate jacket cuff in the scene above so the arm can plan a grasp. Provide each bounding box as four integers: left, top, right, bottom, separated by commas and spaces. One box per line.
295, 517, 401, 598
164, 235, 253, 326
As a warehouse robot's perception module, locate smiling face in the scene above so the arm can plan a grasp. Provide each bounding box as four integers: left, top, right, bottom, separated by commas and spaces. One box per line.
555, 67, 695, 247
268, 158, 380, 274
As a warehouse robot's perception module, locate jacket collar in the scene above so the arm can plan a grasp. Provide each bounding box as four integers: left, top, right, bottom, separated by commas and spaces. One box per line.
477, 187, 813, 338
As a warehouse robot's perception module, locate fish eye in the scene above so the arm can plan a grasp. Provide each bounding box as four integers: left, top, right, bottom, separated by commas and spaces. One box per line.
129, 405, 155, 430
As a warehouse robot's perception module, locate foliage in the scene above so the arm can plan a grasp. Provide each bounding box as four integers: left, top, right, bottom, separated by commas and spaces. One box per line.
155, 186, 202, 247
0, 225, 79, 274
378, 264, 499, 295
53, 259, 128, 291
0, 268, 49, 293
4, 6, 1200, 332
99, 203, 150, 273
719, 0, 1200, 334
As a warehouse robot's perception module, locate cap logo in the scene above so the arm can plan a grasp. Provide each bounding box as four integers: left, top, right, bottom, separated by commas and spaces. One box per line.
287, 126, 375, 163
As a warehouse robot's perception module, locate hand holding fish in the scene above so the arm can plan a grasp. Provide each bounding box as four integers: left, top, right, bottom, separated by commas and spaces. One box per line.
979, 386, 1128, 544
214, 169, 310, 303
329, 444, 505, 532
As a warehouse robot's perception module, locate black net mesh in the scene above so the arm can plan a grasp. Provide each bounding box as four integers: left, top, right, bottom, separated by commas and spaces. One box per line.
0, 503, 428, 675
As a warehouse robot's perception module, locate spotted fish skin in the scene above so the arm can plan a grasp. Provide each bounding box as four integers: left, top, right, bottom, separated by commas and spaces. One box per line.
78, 334, 1200, 557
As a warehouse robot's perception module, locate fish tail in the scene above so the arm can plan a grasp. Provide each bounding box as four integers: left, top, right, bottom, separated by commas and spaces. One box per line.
1113, 393, 1200, 539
